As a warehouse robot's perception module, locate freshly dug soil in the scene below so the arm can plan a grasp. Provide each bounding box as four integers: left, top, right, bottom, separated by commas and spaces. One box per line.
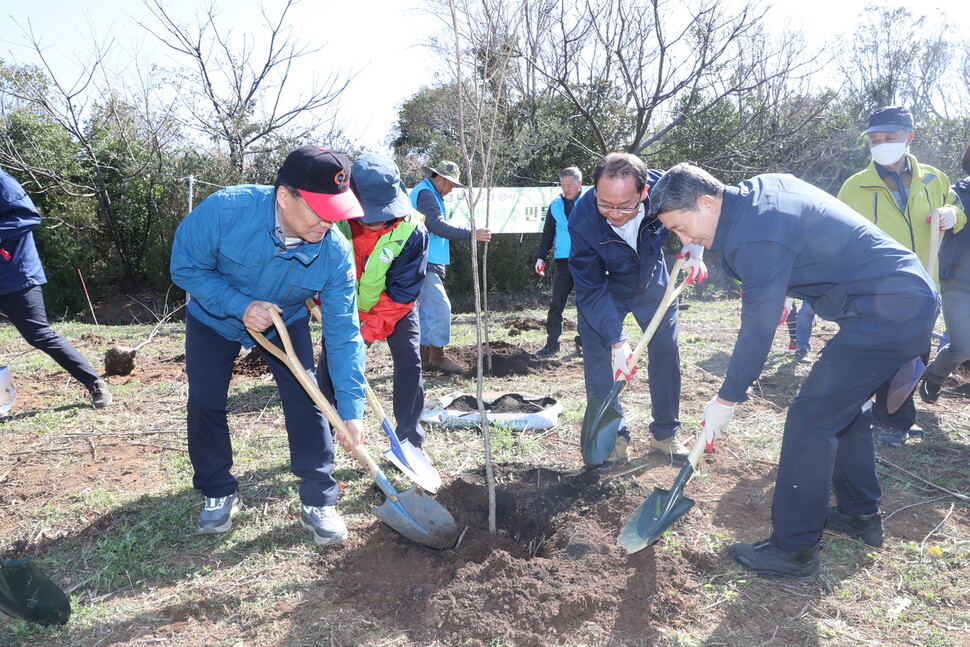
447, 340, 562, 377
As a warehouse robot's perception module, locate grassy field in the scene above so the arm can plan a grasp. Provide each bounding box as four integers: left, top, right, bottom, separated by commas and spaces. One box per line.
0, 296, 968, 646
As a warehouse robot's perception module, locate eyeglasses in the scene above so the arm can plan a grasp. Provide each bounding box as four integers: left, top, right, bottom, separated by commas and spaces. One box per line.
596, 203, 640, 216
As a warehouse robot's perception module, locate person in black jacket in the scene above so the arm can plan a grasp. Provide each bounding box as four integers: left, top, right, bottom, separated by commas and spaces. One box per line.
0, 167, 112, 409
534, 166, 584, 357
649, 163, 937, 582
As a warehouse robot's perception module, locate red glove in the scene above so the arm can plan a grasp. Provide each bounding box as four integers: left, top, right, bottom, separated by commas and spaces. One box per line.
0, 248, 10, 262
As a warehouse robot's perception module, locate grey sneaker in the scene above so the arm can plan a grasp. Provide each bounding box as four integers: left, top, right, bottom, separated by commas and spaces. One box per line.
86, 379, 113, 408
301, 505, 348, 546
198, 492, 242, 534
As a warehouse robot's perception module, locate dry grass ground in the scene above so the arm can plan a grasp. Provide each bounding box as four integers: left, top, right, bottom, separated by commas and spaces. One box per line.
0, 294, 967, 646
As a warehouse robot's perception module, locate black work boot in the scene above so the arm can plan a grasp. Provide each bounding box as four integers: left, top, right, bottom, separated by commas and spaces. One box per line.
824, 506, 884, 547
728, 538, 820, 583
535, 340, 560, 358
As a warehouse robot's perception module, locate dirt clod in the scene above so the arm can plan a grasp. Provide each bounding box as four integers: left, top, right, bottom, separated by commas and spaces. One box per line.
104, 345, 137, 376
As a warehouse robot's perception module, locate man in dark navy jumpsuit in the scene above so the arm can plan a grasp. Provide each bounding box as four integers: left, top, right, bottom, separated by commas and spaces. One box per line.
648, 163, 938, 582
569, 154, 707, 471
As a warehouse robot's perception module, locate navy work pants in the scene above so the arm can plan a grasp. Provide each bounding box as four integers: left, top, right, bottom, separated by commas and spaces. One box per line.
185, 311, 339, 506
0, 285, 100, 386
544, 259, 575, 345
770, 342, 925, 552
577, 275, 681, 441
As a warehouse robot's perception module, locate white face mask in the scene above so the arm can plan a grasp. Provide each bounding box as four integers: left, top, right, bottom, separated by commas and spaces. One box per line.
870, 142, 908, 167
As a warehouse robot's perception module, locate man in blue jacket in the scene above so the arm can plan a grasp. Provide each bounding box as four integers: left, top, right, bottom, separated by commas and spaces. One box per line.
170, 147, 367, 546
0, 167, 112, 409
648, 163, 938, 582
534, 166, 584, 358
569, 153, 707, 471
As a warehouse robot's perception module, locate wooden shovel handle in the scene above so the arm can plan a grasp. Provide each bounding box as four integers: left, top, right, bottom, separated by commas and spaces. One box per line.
305, 298, 389, 425
628, 255, 689, 369
247, 308, 388, 490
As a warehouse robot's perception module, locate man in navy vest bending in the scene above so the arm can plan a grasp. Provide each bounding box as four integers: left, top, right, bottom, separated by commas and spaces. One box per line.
648, 163, 938, 582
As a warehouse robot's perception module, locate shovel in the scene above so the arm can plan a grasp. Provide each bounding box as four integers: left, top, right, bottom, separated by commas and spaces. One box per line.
0, 557, 71, 626
306, 299, 442, 493
365, 386, 442, 493
617, 425, 706, 553
580, 256, 688, 466
249, 309, 458, 549
887, 208, 941, 414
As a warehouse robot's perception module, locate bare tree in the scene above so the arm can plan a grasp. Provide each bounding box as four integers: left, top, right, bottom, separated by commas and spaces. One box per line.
0, 26, 177, 284
141, 0, 351, 173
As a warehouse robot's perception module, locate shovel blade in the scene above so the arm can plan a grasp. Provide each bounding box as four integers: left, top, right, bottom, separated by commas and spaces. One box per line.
617, 488, 696, 554
373, 486, 459, 549
580, 385, 625, 466
0, 558, 71, 626
382, 441, 442, 493
887, 357, 926, 414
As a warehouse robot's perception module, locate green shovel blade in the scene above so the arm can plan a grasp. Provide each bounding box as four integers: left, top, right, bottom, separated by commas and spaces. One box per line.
617, 460, 699, 554
580, 382, 626, 466
0, 558, 71, 626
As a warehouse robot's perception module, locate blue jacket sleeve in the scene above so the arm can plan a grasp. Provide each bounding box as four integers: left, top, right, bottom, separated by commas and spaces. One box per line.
170, 197, 254, 321
0, 171, 42, 243
418, 189, 471, 240
385, 224, 429, 305
568, 203, 625, 347
319, 238, 367, 420
719, 241, 794, 403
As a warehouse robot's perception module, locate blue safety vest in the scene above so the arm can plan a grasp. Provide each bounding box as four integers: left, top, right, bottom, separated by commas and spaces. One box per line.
410, 177, 450, 265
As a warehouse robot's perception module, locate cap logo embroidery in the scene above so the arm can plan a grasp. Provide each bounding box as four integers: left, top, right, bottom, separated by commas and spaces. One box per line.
335, 170, 348, 188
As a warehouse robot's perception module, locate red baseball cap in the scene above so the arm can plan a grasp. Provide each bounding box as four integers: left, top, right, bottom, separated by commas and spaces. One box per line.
276, 147, 363, 221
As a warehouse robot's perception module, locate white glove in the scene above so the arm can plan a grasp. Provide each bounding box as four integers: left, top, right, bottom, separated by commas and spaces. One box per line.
535, 259, 546, 277
701, 397, 735, 450
678, 243, 708, 284
611, 341, 638, 381
929, 207, 957, 230
779, 297, 795, 326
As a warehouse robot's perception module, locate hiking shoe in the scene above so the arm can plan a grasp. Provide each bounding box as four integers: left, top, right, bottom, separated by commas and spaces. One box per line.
650, 434, 688, 465
574, 336, 583, 356
198, 492, 242, 534
728, 538, 820, 583
594, 436, 629, 474
86, 379, 113, 408
825, 506, 884, 548
535, 342, 560, 358
877, 426, 907, 447
301, 505, 348, 546
919, 377, 941, 404
793, 349, 812, 364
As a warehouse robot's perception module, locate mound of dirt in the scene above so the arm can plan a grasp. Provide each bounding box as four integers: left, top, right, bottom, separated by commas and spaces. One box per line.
233, 347, 269, 376
444, 341, 562, 377
318, 465, 698, 646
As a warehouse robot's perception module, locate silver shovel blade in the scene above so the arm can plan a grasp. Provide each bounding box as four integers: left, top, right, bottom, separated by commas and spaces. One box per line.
382, 442, 442, 493
373, 486, 459, 549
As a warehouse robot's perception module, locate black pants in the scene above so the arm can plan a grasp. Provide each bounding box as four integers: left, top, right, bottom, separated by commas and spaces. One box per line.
545, 259, 575, 345
0, 285, 99, 386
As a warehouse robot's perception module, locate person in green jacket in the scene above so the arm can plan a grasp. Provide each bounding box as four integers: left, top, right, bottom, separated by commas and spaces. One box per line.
837, 105, 966, 447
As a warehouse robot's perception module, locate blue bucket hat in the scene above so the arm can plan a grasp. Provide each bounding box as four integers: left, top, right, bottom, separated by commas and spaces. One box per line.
350, 154, 413, 224
864, 105, 914, 135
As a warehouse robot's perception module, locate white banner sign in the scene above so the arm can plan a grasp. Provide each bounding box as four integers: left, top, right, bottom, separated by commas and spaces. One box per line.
409, 187, 561, 234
